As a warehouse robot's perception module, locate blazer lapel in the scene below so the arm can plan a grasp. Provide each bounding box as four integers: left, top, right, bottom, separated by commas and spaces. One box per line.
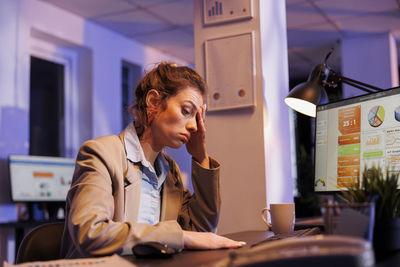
119, 130, 142, 222
123, 161, 142, 222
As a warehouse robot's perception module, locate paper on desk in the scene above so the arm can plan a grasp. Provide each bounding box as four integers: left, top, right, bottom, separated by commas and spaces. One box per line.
3, 254, 137, 267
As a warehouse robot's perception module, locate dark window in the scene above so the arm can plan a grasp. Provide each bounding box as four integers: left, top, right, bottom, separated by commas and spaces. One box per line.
29, 56, 64, 156
122, 61, 142, 129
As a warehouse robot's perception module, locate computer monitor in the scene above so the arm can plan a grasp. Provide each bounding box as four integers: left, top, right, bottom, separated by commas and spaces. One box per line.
9, 154, 75, 202
314, 87, 400, 192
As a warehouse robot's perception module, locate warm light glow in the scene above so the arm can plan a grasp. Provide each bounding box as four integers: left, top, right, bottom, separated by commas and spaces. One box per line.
284, 97, 316, 117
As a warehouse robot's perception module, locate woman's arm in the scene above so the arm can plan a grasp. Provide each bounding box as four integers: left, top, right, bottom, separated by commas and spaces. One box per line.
63, 137, 183, 257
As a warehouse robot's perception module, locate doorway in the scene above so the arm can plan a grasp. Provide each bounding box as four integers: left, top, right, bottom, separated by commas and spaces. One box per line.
29, 56, 65, 156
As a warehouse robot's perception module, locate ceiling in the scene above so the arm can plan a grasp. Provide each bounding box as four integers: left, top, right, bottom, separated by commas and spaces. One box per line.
39, 0, 400, 79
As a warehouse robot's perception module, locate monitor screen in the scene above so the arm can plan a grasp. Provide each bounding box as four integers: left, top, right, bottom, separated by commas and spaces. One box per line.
314, 87, 400, 192
9, 154, 75, 201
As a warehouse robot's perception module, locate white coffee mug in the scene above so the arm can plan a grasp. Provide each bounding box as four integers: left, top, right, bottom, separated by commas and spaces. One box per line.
261, 203, 295, 234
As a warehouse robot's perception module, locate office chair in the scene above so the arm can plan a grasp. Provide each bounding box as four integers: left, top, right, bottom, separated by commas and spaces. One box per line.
16, 221, 65, 263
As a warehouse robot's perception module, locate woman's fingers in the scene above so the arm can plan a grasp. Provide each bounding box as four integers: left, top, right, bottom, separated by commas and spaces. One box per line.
183, 231, 246, 250
199, 104, 207, 129
202, 104, 206, 123
212, 235, 246, 249
196, 108, 206, 134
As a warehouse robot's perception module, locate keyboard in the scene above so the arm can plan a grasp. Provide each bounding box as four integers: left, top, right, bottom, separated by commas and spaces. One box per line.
251, 227, 321, 247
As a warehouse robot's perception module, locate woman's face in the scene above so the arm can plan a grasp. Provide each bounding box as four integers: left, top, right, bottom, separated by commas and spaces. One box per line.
150, 87, 203, 150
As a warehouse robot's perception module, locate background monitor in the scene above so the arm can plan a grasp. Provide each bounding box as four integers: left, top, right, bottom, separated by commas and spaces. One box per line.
314, 87, 400, 192
9, 154, 75, 202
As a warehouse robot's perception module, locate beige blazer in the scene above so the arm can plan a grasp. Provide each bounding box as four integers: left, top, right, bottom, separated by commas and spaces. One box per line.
60, 130, 220, 258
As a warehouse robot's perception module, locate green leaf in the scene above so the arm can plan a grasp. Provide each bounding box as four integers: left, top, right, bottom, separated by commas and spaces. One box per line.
339, 164, 400, 220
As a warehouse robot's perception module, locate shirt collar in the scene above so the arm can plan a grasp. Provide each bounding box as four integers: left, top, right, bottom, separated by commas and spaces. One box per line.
123, 123, 169, 176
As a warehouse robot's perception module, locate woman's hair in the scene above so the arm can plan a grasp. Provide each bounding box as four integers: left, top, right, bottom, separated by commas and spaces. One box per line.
130, 62, 207, 129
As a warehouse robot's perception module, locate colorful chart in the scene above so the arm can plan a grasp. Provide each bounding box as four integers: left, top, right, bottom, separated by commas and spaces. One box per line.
386, 129, 400, 147
314, 178, 326, 187
395, 106, 400, 122
368, 105, 385, 127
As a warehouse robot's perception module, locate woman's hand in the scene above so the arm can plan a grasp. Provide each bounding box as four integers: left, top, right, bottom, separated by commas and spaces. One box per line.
182, 230, 246, 250
186, 105, 209, 168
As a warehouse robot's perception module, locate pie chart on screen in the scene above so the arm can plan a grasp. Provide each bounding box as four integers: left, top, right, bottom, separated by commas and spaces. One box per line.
368, 105, 385, 127
395, 106, 400, 122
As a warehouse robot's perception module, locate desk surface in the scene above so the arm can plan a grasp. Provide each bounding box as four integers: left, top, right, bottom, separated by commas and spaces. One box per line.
124, 230, 272, 267
124, 230, 400, 267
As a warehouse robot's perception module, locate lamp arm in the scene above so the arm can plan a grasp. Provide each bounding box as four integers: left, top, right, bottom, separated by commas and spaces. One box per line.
339, 75, 385, 92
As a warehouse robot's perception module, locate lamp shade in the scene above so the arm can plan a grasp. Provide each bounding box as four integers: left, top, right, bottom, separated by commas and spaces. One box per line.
285, 64, 328, 117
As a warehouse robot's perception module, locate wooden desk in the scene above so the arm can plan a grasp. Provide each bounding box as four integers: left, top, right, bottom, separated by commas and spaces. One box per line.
124, 230, 272, 267
124, 230, 400, 267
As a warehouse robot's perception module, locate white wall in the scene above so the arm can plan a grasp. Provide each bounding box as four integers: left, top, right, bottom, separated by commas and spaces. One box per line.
0, 0, 189, 262
194, 0, 293, 235
259, 0, 293, 205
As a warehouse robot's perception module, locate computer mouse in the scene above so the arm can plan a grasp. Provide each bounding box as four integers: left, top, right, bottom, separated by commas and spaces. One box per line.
132, 241, 176, 258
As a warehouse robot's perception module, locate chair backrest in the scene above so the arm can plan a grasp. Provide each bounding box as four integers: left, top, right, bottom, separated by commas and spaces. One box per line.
16, 221, 65, 264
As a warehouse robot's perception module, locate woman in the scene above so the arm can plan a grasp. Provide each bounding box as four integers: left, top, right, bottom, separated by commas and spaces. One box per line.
61, 62, 244, 258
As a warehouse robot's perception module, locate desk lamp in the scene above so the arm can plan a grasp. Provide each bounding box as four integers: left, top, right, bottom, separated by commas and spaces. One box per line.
284, 51, 398, 117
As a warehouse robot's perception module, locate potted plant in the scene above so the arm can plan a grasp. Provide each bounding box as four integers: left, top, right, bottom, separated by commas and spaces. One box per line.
340, 165, 400, 260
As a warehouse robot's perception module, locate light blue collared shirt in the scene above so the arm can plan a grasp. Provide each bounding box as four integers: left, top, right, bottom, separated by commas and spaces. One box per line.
124, 123, 170, 225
